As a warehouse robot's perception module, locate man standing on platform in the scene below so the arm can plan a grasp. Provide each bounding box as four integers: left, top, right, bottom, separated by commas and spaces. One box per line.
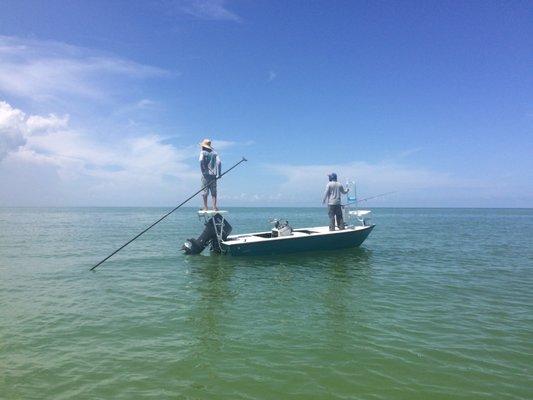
199, 139, 221, 211
322, 172, 349, 231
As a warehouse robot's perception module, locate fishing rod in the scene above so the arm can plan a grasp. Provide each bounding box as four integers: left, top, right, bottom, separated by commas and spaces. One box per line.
90, 157, 247, 271
356, 191, 397, 203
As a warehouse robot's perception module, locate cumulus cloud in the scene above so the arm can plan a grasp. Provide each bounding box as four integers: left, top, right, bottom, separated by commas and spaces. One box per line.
0, 36, 167, 102
0, 36, 243, 206
26, 113, 69, 133
0, 101, 196, 204
0, 101, 27, 160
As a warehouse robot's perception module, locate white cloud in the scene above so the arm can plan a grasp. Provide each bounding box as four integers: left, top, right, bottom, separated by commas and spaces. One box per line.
0, 101, 196, 205
26, 113, 69, 133
268, 161, 481, 204
0, 101, 27, 160
0, 36, 167, 102
177, 0, 241, 22
271, 161, 456, 189
0, 37, 250, 206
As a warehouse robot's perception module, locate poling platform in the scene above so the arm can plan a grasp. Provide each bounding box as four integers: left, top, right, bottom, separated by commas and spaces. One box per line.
198, 210, 228, 216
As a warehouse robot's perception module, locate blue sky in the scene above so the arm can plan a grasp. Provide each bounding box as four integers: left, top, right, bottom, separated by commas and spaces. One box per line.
0, 0, 531, 207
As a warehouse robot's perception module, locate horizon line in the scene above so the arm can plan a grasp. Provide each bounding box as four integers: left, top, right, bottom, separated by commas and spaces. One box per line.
0, 206, 531, 210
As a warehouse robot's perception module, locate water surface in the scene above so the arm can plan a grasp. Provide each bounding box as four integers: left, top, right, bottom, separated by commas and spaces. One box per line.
1, 207, 532, 399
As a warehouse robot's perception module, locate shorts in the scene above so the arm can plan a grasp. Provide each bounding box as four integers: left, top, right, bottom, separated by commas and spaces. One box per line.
201, 175, 217, 196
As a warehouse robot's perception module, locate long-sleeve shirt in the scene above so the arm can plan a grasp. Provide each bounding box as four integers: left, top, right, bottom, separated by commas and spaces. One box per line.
323, 182, 349, 205
199, 150, 221, 177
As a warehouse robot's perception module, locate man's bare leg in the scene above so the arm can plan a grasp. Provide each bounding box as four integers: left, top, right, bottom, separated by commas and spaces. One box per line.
212, 196, 218, 211
202, 194, 208, 211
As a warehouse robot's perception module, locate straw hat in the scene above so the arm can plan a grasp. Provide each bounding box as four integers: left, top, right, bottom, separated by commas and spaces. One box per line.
199, 138, 213, 150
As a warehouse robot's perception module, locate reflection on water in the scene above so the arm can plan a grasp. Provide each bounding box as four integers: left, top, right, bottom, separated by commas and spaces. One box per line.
185, 247, 374, 358
187, 256, 236, 353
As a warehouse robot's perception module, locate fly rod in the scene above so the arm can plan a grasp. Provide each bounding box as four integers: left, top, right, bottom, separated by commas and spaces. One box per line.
357, 191, 397, 203
90, 156, 247, 271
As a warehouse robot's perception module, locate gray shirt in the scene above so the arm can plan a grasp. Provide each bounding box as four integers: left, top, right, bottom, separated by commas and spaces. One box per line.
323, 182, 349, 205
199, 150, 221, 177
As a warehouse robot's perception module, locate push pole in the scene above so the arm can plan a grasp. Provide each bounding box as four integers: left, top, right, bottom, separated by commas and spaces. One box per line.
90, 157, 247, 271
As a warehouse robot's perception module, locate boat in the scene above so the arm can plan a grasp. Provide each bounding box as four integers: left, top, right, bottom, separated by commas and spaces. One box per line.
220, 221, 374, 256
182, 191, 375, 256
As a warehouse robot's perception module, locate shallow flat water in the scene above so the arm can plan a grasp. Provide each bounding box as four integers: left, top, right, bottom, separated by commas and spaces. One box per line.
1, 207, 532, 399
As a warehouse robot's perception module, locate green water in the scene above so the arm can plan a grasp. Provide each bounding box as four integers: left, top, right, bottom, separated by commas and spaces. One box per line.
1, 207, 532, 399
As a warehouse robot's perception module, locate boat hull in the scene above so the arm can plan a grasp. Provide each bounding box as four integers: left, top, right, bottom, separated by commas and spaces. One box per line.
222, 225, 374, 256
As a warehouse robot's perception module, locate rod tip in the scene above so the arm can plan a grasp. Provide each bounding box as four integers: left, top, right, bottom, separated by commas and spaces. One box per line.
242, 156, 248, 162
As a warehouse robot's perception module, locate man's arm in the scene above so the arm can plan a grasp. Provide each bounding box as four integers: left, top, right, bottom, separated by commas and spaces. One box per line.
216, 154, 222, 177
340, 185, 349, 195
199, 152, 208, 176
322, 184, 330, 204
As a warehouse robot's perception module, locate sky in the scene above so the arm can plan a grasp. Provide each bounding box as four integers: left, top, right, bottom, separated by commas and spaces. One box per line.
0, 0, 531, 207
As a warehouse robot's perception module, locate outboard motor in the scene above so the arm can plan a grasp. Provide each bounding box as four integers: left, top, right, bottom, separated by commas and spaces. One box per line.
182, 213, 232, 255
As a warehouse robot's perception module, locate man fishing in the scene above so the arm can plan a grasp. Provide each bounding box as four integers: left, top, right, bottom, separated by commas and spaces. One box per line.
322, 172, 349, 231
199, 138, 222, 211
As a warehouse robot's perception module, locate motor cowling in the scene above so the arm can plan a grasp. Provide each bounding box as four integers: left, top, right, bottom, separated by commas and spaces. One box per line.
181, 213, 232, 255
